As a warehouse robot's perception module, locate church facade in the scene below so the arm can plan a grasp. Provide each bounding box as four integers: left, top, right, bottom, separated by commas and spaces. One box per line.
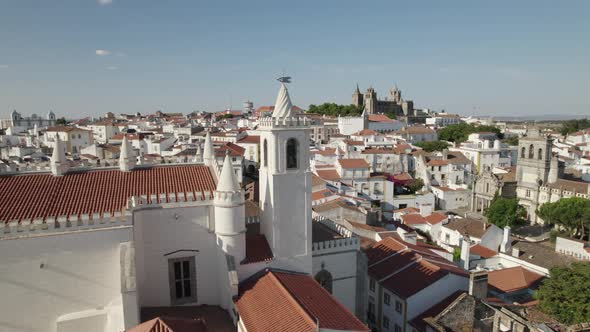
0, 83, 367, 332
352, 85, 414, 117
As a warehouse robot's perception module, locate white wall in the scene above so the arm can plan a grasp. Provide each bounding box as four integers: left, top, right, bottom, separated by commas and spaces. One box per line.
133, 204, 223, 307
313, 248, 358, 314
0, 227, 132, 332
406, 274, 468, 319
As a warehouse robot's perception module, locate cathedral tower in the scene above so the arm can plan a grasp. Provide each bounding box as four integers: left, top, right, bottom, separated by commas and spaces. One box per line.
515, 130, 553, 223
352, 84, 363, 107
364, 86, 377, 114
258, 81, 312, 272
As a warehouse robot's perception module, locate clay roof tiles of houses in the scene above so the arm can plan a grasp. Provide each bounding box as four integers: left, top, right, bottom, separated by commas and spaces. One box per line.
0, 165, 216, 223
469, 244, 498, 258
236, 135, 260, 144
343, 139, 365, 146
338, 158, 370, 169
443, 218, 487, 239
315, 169, 341, 181
242, 234, 273, 264
311, 188, 335, 201
488, 266, 545, 293
352, 129, 378, 136
368, 114, 395, 123
426, 159, 450, 166
126, 316, 208, 332
409, 291, 467, 331
235, 270, 369, 332
547, 178, 589, 193
424, 213, 447, 225
401, 213, 427, 225
311, 173, 326, 187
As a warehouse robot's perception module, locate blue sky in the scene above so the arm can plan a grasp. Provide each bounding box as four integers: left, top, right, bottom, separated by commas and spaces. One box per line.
1, 0, 589, 119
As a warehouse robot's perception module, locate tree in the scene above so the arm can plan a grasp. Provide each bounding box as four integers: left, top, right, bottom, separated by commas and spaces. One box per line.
537, 197, 590, 240
56, 117, 68, 125
484, 197, 526, 228
384, 111, 397, 119
307, 103, 364, 117
438, 123, 502, 143
218, 113, 234, 119
407, 178, 424, 194
502, 135, 519, 146
560, 118, 590, 136
414, 140, 450, 152
535, 262, 590, 325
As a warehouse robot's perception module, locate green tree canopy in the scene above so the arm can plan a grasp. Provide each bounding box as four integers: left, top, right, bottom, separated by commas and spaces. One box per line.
537, 197, 590, 240
307, 103, 364, 117
414, 140, 450, 152
438, 123, 502, 143
407, 178, 424, 194
535, 262, 590, 325
502, 135, 519, 146
560, 118, 590, 136
484, 197, 526, 228
55, 117, 69, 125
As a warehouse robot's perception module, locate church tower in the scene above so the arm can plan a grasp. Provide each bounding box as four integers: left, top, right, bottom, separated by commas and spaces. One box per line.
364, 86, 377, 114
258, 80, 312, 272
352, 84, 363, 107
515, 129, 553, 224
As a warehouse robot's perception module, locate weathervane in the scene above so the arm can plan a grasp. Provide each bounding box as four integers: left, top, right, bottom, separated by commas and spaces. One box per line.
277, 70, 291, 83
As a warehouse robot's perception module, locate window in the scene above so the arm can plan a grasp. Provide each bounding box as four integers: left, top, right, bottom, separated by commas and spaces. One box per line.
521, 147, 526, 158
369, 278, 375, 292
486, 183, 490, 193
263, 139, 268, 167
314, 269, 333, 294
395, 300, 403, 313
526, 189, 531, 198
445, 233, 450, 243
383, 316, 390, 329
168, 256, 197, 304
395, 324, 402, 332
538, 148, 543, 160
528, 144, 534, 159
286, 138, 298, 169
384, 293, 391, 305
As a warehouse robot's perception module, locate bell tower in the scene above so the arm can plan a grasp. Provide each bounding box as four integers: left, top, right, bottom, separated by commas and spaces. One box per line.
258, 79, 312, 273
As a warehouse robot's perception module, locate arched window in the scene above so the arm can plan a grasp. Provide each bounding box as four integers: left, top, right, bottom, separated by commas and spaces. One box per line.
521, 147, 526, 158
538, 148, 543, 160
314, 269, 333, 294
286, 138, 299, 169
263, 139, 268, 167
528, 144, 534, 159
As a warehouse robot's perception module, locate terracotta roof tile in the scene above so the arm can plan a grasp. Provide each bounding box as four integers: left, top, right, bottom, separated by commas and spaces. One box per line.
242, 234, 273, 264
315, 169, 341, 181
424, 213, 447, 225
0, 165, 216, 223
488, 266, 544, 293
401, 213, 427, 225
469, 244, 497, 258
236, 135, 260, 144
338, 158, 370, 169
236, 270, 368, 332
368, 114, 395, 123
127, 316, 208, 332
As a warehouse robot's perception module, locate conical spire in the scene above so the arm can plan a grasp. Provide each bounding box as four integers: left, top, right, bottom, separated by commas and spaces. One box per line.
51, 135, 66, 164
355, 83, 361, 94
51, 134, 68, 176
271, 83, 294, 118
203, 131, 214, 165
194, 143, 202, 163
216, 151, 240, 192
119, 135, 135, 171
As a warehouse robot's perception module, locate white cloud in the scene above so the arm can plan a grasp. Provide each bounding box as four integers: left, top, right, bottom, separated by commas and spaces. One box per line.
97, 0, 113, 5
95, 49, 111, 56
106, 66, 118, 70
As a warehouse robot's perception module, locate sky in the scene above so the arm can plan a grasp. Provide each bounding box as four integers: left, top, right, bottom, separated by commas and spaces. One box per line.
1, 0, 589, 119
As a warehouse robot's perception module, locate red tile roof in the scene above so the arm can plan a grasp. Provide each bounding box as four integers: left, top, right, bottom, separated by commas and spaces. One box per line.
0, 165, 216, 223
127, 316, 207, 332
338, 158, 369, 169
235, 270, 369, 332
424, 213, 447, 225
401, 213, 427, 225
469, 244, 497, 258
352, 129, 378, 136
215, 142, 245, 157
236, 135, 260, 144
315, 169, 341, 181
368, 114, 395, 123
366, 237, 468, 299
311, 188, 335, 201
242, 234, 273, 264
488, 266, 544, 293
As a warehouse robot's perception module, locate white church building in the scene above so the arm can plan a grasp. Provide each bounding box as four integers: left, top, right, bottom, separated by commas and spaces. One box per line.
0, 83, 368, 332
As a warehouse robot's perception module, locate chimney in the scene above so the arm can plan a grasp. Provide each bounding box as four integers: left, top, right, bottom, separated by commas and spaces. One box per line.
500, 226, 512, 254
419, 203, 433, 217
511, 247, 520, 258
460, 236, 470, 270
469, 270, 488, 299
